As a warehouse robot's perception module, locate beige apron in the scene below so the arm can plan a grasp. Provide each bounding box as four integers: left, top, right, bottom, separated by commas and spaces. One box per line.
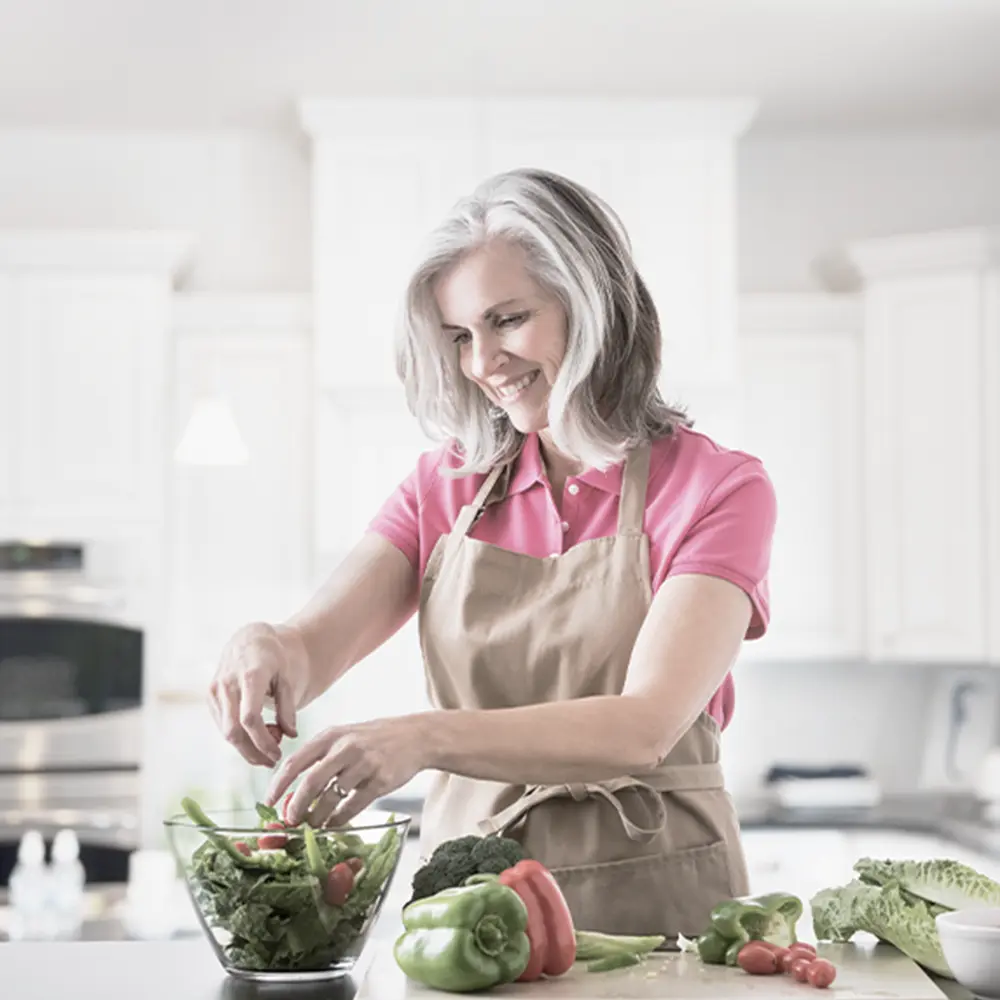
417, 441, 749, 941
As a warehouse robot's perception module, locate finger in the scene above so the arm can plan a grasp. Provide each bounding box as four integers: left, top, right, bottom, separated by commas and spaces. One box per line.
219, 680, 273, 766
325, 780, 382, 830
264, 736, 331, 809
306, 757, 371, 828
285, 737, 361, 825
273, 675, 298, 739
327, 757, 370, 798
288, 741, 357, 824
238, 671, 282, 763
306, 779, 351, 829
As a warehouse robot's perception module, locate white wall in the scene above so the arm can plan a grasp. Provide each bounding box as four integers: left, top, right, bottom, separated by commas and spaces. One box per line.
738, 130, 1000, 291
0, 129, 310, 292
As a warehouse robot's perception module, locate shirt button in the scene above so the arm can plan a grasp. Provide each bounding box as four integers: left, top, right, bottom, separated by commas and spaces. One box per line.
567, 483, 580, 496
561, 521, 569, 533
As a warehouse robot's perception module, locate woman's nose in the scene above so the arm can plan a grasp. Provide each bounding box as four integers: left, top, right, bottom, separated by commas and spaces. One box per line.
469, 334, 503, 380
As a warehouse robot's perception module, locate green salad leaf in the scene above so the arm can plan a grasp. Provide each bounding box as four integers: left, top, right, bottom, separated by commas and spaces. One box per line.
854, 856, 1000, 911
811, 855, 1000, 980
180, 797, 402, 973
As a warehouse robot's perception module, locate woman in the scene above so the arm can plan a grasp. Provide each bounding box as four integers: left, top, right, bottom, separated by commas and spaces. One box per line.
208, 168, 777, 941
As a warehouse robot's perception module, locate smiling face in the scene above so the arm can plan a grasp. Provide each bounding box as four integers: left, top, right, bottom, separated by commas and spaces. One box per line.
434, 240, 567, 435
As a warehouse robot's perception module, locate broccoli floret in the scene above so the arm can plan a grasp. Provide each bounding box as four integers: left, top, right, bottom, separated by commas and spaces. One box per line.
408, 834, 528, 902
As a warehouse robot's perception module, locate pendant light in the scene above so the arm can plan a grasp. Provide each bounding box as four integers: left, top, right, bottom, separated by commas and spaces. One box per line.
174, 395, 249, 466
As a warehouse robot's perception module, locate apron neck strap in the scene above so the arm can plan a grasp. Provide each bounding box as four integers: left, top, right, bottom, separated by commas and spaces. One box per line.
617, 443, 652, 536
452, 463, 507, 538
453, 439, 652, 539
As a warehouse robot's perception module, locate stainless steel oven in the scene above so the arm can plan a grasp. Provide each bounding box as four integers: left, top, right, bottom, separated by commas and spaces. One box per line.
0, 541, 142, 888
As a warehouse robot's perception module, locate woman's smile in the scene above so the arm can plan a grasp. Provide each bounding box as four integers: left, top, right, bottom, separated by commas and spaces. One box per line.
492, 369, 541, 404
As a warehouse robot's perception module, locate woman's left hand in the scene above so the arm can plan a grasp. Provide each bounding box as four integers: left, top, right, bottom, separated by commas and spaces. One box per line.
263, 715, 428, 828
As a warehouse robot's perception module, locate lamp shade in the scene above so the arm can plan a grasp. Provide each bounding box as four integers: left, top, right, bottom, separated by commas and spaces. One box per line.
174, 396, 249, 466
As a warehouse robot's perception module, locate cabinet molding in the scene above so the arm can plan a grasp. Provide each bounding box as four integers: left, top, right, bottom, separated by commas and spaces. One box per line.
846, 227, 1000, 281
299, 98, 758, 142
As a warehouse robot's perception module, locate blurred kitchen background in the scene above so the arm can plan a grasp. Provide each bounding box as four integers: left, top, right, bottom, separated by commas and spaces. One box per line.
2, 0, 1000, 942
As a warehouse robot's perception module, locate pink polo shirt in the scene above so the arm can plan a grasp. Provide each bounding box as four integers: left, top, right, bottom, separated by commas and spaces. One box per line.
368, 427, 777, 730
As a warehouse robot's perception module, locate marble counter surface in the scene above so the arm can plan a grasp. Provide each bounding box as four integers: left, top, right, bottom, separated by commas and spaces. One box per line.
0, 937, 975, 1000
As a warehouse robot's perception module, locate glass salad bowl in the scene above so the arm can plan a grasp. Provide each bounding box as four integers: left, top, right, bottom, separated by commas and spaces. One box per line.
164, 797, 411, 982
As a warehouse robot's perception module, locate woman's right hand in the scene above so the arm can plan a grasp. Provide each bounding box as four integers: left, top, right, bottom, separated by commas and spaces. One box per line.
208, 622, 309, 767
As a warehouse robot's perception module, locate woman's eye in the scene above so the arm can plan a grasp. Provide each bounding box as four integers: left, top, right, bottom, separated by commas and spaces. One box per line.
451, 331, 471, 345
496, 312, 527, 330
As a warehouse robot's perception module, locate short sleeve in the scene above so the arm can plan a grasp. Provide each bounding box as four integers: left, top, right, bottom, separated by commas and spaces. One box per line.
367, 467, 422, 571
666, 460, 777, 639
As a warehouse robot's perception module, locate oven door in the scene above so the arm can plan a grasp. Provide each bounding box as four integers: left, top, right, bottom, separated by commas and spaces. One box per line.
0, 615, 143, 888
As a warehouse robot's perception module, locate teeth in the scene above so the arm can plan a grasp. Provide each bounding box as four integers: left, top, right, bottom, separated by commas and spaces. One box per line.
497, 372, 537, 400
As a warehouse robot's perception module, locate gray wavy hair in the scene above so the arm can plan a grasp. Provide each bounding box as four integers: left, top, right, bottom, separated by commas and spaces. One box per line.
395, 167, 691, 474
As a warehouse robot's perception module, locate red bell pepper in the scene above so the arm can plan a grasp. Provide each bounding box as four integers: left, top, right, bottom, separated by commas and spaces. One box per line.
498, 859, 577, 980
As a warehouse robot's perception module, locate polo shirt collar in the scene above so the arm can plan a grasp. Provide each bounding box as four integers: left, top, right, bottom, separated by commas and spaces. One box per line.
502, 433, 626, 498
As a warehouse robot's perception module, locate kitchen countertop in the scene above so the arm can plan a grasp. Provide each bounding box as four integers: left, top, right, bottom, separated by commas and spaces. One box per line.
738, 792, 1000, 858
0, 937, 976, 1000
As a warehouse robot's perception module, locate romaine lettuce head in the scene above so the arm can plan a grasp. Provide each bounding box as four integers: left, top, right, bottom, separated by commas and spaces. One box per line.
811, 879, 953, 979
854, 857, 1000, 911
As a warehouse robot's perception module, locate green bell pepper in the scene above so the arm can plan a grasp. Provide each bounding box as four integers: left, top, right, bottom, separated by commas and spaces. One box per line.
393, 877, 531, 992
696, 891, 803, 966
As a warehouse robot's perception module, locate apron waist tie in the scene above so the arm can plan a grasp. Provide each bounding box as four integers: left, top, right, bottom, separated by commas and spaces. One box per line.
476, 761, 725, 842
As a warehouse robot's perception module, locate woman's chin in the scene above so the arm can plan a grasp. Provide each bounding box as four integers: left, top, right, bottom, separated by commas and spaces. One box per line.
504, 406, 549, 435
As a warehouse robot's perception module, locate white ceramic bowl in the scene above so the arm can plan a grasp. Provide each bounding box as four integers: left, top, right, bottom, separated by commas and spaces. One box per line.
936, 907, 1000, 999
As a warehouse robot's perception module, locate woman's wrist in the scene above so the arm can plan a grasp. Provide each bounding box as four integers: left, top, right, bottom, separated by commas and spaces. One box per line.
271, 621, 313, 706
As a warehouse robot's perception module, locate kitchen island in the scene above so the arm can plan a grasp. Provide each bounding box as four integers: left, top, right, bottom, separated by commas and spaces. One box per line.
0, 937, 975, 1000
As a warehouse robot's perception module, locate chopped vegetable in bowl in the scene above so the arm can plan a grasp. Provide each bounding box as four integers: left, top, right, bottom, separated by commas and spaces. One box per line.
164, 797, 410, 981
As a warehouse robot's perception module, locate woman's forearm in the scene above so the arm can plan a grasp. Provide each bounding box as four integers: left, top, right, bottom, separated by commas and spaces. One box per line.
417, 695, 670, 785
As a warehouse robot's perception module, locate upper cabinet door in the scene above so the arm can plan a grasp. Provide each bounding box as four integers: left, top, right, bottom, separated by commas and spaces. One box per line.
850, 230, 995, 662
736, 297, 865, 661
308, 114, 483, 388
987, 269, 1000, 664
0, 275, 15, 514
13, 272, 170, 527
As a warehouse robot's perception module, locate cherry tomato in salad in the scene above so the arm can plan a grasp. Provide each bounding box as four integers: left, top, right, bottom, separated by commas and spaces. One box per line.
257, 821, 289, 850
323, 862, 355, 907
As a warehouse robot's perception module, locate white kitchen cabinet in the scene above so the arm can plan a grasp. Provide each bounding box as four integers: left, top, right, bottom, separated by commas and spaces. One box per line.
847, 229, 999, 662
0, 274, 14, 516
167, 295, 314, 693
301, 101, 484, 390
0, 233, 190, 535
735, 296, 865, 661
480, 101, 752, 389
986, 268, 1000, 663
300, 98, 755, 394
